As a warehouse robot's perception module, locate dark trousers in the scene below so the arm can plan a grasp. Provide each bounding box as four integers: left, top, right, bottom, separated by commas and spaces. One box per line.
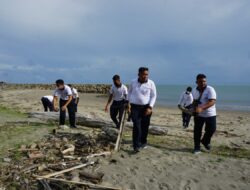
72, 98, 78, 112
182, 104, 192, 127
41, 97, 53, 112
110, 100, 126, 128
194, 116, 216, 150
131, 104, 152, 149
59, 99, 76, 127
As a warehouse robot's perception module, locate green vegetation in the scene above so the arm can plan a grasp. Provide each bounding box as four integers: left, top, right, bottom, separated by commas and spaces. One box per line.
0, 106, 55, 158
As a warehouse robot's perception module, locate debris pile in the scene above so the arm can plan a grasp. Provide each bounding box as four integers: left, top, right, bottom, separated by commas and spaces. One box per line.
0, 131, 120, 190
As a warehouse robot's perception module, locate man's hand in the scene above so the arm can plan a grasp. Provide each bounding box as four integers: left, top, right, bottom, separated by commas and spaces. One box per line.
145, 107, 152, 116
196, 107, 203, 113
104, 105, 109, 112
54, 107, 59, 112
127, 104, 131, 113
61, 105, 67, 111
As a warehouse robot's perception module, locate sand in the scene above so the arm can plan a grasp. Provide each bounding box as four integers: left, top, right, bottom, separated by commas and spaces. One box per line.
0, 89, 249, 190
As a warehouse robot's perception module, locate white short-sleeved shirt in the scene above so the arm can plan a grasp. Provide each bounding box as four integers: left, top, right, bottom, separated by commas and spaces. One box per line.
54, 85, 72, 100
178, 91, 193, 107
192, 85, 217, 117
43, 95, 53, 103
71, 88, 79, 99
128, 79, 157, 108
110, 84, 128, 101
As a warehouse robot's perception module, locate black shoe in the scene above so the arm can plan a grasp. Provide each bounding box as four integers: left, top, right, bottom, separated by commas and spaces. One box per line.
140, 143, 148, 150
193, 149, 201, 155
133, 148, 140, 153
201, 141, 211, 151
71, 126, 78, 129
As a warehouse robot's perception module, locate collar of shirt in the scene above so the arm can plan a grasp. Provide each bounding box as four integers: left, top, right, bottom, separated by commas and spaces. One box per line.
137, 78, 148, 84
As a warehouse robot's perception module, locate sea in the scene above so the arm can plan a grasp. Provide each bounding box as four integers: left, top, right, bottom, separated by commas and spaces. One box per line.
156, 85, 250, 112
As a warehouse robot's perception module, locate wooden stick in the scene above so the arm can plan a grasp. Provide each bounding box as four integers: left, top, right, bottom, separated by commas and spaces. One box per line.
61, 144, 75, 155
86, 151, 111, 159
36, 161, 94, 179
114, 109, 127, 152
44, 177, 122, 190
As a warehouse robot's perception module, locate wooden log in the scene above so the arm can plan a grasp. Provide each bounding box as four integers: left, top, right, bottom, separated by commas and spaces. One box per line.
42, 177, 122, 190
29, 112, 168, 135
86, 151, 112, 159
36, 161, 95, 179
79, 171, 104, 184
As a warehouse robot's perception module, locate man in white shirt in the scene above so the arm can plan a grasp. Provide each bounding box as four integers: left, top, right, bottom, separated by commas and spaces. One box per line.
105, 75, 128, 129
68, 84, 79, 112
41, 95, 54, 112
192, 74, 217, 154
128, 67, 157, 153
53, 79, 77, 128
178, 87, 193, 128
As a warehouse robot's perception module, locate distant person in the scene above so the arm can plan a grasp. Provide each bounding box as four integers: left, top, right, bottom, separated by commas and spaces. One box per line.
53, 79, 77, 128
178, 87, 193, 128
68, 84, 79, 112
105, 75, 128, 129
41, 95, 54, 112
192, 74, 217, 155
128, 67, 157, 153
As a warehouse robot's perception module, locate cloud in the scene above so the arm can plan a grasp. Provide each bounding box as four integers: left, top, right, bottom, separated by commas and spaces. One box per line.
0, 0, 249, 84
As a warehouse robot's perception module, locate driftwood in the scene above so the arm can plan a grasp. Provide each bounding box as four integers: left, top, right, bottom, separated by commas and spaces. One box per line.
61, 144, 75, 155
79, 171, 104, 184
43, 177, 122, 190
86, 151, 111, 159
29, 112, 168, 135
36, 161, 94, 179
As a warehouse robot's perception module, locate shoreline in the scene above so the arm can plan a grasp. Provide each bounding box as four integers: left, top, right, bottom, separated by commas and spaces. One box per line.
155, 103, 250, 114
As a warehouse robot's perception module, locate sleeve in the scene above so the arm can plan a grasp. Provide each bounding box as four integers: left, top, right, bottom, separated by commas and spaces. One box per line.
66, 87, 73, 96
190, 93, 194, 103
109, 86, 113, 95
178, 92, 184, 105
54, 90, 59, 97
124, 85, 128, 95
208, 87, 216, 100
74, 89, 79, 98
149, 81, 157, 108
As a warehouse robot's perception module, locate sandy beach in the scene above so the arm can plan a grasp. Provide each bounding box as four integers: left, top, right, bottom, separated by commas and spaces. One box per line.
0, 89, 249, 190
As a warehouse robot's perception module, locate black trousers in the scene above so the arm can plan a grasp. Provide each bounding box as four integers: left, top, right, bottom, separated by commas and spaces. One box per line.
72, 98, 78, 112
131, 104, 152, 149
182, 104, 192, 127
41, 97, 53, 112
59, 99, 76, 127
194, 116, 216, 150
110, 100, 126, 128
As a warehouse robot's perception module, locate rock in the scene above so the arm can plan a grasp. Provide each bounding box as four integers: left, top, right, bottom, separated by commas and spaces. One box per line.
101, 126, 118, 142
148, 126, 168, 135
38, 164, 47, 172
3, 157, 11, 162
30, 143, 37, 149
28, 152, 44, 159
62, 137, 68, 142
20, 144, 27, 150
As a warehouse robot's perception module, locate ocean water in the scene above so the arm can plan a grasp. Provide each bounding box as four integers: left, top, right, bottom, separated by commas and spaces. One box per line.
156, 85, 250, 112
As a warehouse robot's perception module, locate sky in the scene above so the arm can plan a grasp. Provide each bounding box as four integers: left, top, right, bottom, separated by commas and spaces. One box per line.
0, 0, 250, 85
